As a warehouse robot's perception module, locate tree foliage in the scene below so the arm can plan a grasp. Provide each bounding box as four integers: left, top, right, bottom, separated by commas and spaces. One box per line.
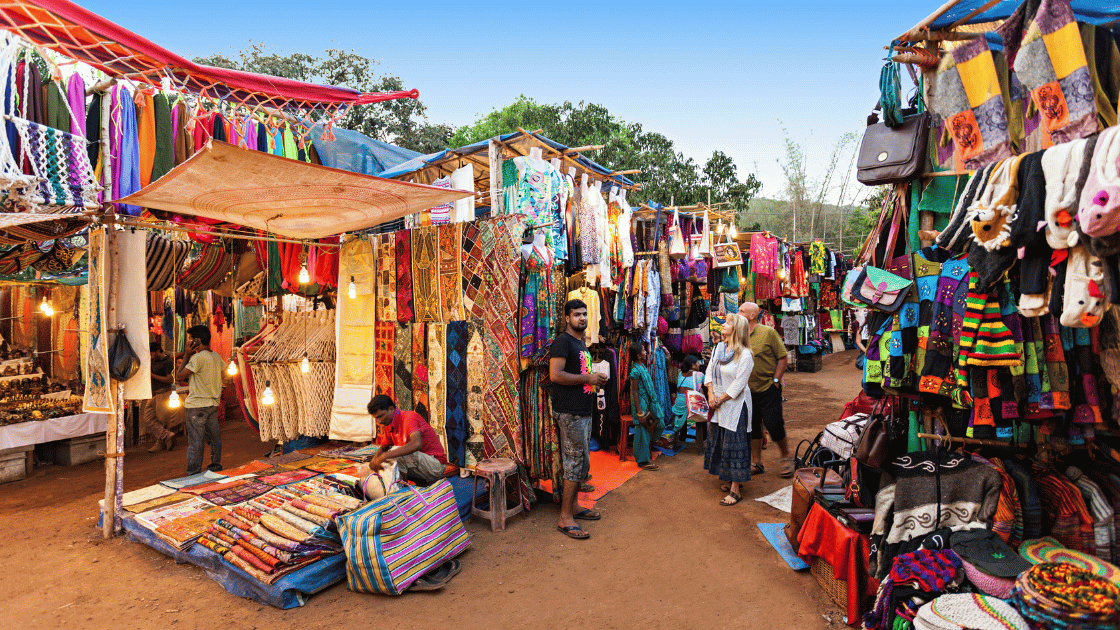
193, 43, 452, 153
450, 96, 760, 210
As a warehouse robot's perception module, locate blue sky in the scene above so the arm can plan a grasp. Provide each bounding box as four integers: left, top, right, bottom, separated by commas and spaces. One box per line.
83, 0, 936, 202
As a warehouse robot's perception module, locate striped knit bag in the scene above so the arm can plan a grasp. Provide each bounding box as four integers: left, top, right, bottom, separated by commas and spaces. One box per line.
337, 479, 470, 595
146, 233, 190, 290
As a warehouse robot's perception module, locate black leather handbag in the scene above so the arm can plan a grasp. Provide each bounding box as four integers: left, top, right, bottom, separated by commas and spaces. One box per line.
856, 108, 930, 186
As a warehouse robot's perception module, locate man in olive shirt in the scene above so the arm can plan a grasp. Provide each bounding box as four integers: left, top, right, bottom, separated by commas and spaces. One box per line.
742, 302, 793, 478
176, 326, 225, 474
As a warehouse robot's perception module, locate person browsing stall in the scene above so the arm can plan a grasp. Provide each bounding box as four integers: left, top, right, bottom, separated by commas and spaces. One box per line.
704, 313, 754, 506
549, 299, 609, 540
175, 326, 224, 474
144, 342, 181, 453
365, 395, 454, 485
741, 302, 793, 478
671, 354, 704, 446
628, 340, 664, 471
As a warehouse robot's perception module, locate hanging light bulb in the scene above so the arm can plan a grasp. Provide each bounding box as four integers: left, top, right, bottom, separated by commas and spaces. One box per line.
39, 295, 54, 317
261, 381, 275, 406
777, 268, 789, 281
168, 390, 181, 408
227, 358, 238, 376
348, 275, 357, 299
298, 262, 310, 284
301, 354, 310, 373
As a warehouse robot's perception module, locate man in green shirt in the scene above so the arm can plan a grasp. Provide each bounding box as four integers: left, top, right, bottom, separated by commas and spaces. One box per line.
741, 303, 793, 478
176, 325, 225, 475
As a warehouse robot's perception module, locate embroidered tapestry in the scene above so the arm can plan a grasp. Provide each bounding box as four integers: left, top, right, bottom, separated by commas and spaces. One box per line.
444, 320, 469, 467
461, 220, 487, 320
396, 230, 414, 323
83, 225, 113, 414
438, 222, 464, 321
465, 321, 487, 469
412, 323, 429, 421
412, 225, 441, 322
375, 232, 396, 322
374, 321, 395, 400
394, 323, 413, 412
427, 323, 447, 455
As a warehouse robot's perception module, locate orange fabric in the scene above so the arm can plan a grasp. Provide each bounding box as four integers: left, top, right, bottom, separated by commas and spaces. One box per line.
137, 91, 156, 187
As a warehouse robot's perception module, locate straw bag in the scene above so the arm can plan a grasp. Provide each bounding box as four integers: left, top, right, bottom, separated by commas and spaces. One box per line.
338, 479, 470, 596
669, 207, 687, 259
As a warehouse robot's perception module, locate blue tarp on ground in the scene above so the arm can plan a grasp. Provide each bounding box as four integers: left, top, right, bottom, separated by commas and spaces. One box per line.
377, 131, 634, 187
928, 0, 1120, 30
120, 513, 347, 609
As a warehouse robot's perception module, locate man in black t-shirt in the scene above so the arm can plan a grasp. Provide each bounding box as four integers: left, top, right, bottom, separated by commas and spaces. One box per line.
549, 299, 608, 540
144, 342, 181, 452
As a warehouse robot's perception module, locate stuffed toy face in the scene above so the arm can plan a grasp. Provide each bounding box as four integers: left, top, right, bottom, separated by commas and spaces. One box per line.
1061, 248, 1110, 328
1077, 184, 1120, 237
971, 204, 1016, 250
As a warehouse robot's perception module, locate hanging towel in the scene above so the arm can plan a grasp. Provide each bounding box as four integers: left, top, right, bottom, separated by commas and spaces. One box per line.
136, 91, 156, 187
110, 86, 141, 216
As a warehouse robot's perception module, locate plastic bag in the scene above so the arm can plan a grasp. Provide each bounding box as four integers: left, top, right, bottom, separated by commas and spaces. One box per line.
108, 328, 140, 381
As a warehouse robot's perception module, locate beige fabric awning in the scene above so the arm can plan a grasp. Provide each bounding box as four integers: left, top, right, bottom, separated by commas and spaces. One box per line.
116, 141, 472, 239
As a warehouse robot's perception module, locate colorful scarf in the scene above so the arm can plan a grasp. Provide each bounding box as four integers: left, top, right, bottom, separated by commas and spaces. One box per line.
465, 321, 487, 469
427, 322, 447, 455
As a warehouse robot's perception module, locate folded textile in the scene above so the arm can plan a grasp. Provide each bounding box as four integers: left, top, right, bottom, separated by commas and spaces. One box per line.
220, 461, 273, 476
159, 470, 226, 490
256, 469, 318, 487
201, 480, 273, 507
274, 506, 327, 532
280, 503, 332, 529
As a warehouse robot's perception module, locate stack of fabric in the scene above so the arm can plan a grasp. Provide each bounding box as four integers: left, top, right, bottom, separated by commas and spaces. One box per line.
1010, 562, 1120, 630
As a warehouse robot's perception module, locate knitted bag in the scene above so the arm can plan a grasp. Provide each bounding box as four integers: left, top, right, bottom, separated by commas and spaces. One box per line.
177, 243, 235, 292
852, 266, 914, 313
146, 233, 190, 291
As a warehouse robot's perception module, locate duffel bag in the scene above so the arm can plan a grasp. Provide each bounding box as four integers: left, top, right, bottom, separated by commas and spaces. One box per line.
338, 479, 470, 595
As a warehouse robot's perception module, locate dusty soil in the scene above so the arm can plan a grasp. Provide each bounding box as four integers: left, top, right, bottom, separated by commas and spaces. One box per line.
1, 350, 864, 630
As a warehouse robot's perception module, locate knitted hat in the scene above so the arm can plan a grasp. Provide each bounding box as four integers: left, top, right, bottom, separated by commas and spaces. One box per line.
961, 558, 1016, 598
914, 594, 1029, 630
939, 163, 995, 253
1018, 536, 1120, 583
951, 529, 1033, 577
1060, 244, 1110, 328
1011, 563, 1120, 630
865, 550, 964, 630
970, 155, 1026, 251
960, 274, 1022, 367
1078, 125, 1120, 238
1041, 135, 1094, 250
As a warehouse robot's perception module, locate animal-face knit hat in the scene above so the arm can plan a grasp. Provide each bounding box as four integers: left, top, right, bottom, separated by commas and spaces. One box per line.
938, 162, 995, 253
1079, 125, 1120, 239
970, 155, 1027, 251
1041, 135, 1094, 250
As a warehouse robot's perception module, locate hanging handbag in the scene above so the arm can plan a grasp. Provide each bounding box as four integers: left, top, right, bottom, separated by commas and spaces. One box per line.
843, 456, 882, 509
841, 267, 865, 307
856, 107, 930, 186
108, 327, 141, 381
855, 411, 890, 469
669, 207, 687, 259
697, 207, 714, 258
852, 266, 914, 313
820, 413, 871, 460
338, 479, 471, 596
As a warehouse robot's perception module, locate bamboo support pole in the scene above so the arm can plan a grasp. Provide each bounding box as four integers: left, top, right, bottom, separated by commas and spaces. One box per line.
102, 231, 121, 538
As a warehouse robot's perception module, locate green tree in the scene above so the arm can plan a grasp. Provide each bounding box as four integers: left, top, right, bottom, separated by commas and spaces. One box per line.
194, 43, 451, 153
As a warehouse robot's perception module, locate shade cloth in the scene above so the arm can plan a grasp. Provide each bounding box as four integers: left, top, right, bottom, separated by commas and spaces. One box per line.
0, 412, 108, 449
927, 0, 1120, 30
115, 141, 472, 239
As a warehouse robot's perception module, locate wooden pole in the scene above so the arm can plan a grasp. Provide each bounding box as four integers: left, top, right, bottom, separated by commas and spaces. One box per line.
488, 139, 503, 213
897, 0, 964, 41
102, 230, 121, 538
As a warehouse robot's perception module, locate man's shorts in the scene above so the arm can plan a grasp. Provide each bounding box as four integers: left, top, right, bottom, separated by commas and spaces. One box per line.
554, 412, 592, 483
750, 386, 786, 443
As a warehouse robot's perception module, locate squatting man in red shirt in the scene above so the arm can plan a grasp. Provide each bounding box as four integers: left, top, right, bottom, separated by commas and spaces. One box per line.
360, 394, 455, 486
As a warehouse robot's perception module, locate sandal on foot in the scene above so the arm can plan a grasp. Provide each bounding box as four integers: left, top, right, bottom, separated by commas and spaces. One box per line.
557, 525, 590, 540
751, 464, 765, 475
640, 463, 660, 471
574, 509, 601, 521
779, 458, 796, 478
720, 492, 742, 506
579, 482, 595, 492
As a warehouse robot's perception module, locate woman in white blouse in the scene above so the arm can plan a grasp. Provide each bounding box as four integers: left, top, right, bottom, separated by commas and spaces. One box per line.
704, 313, 755, 506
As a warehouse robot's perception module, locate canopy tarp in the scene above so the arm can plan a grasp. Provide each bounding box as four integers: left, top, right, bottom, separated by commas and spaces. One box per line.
116, 141, 472, 240
307, 124, 422, 176
927, 0, 1120, 29
379, 130, 635, 188
0, 0, 417, 112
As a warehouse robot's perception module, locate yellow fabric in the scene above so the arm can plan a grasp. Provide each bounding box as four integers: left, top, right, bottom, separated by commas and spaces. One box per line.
1045, 22, 1088, 80
957, 52, 1003, 108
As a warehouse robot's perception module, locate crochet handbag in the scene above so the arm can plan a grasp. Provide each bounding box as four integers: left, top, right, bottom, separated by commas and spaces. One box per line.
852, 266, 914, 313
668, 207, 687, 259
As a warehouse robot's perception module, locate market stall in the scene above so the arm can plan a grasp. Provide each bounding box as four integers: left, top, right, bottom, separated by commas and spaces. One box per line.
780, 0, 1120, 627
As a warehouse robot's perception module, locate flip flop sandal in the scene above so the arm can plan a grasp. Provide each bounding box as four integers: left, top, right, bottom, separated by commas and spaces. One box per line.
557, 525, 590, 540
579, 482, 595, 492
574, 509, 601, 521
640, 463, 660, 471
721, 484, 731, 493
751, 464, 765, 475
779, 458, 796, 478
720, 492, 742, 506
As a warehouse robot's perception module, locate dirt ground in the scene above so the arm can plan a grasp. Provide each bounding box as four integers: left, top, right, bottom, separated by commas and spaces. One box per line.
0, 349, 865, 630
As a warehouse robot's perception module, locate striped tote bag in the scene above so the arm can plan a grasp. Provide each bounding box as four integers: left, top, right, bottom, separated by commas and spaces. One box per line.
338, 479, 470, 595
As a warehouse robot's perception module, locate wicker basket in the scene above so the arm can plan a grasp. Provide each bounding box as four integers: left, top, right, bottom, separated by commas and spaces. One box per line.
810, 555, 849, 608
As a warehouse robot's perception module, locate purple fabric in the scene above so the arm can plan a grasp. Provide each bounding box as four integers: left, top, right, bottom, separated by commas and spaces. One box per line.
65, 74, 86, 137
110, 85, 142, 216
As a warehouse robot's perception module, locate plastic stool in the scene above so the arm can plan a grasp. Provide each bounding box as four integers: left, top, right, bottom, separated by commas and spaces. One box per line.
471, 458, 525, 532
